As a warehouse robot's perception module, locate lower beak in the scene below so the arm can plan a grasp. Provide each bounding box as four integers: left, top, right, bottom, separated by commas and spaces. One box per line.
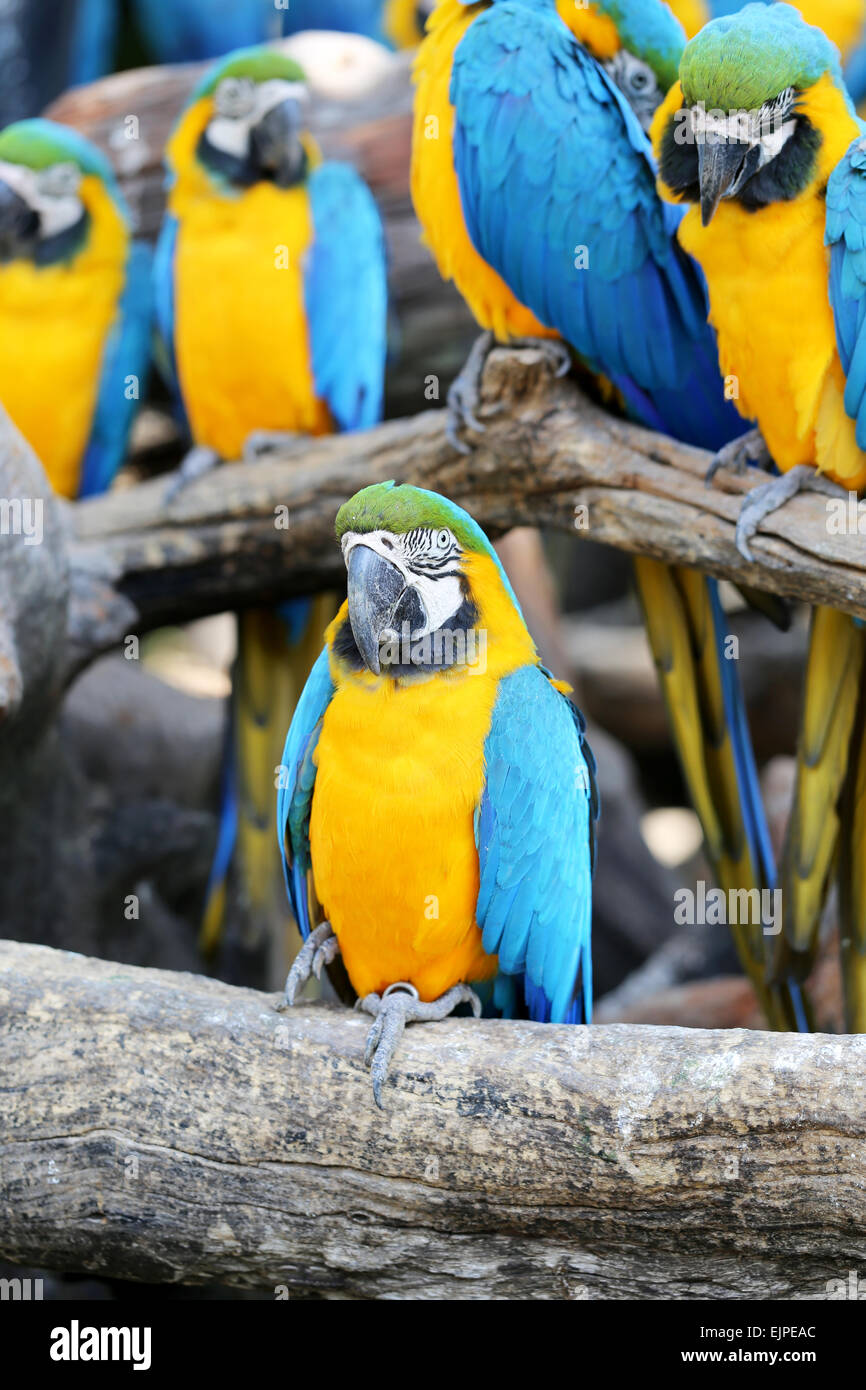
0, 180, 39, 260
697, 140, 752, 227
250, 98, 307, 188
347, 545, 407, 676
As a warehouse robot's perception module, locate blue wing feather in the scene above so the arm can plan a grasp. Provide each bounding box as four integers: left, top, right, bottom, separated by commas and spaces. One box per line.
276, 645, 335, 940
78, 239, 152, 498
450, 1, 744, 451
827, 134, 866, 448
305, 161, 388, 432
475, 665, 597, 1025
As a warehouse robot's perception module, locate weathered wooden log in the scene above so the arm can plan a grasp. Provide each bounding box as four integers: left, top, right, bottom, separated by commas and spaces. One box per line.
65, 348, 866, 681
1, 940, 864, 1299
45, 46, 478, 419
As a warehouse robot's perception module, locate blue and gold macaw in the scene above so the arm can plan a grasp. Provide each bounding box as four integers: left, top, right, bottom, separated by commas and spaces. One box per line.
652, 2, 866, 1027
277, 481, 598, 1104
0, 120, 150, 502
413, 0, 808, 1030
154, 47, 388, 973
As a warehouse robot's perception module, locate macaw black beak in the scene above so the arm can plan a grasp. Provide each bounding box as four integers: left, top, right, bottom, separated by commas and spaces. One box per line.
0, 179, 39, 262
347, 544, 406, 676
697, 138, 756, 226
250, 98, 308, 188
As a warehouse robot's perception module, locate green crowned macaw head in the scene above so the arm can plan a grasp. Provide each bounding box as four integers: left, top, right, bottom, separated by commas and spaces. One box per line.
655, 3, 846, 224
0, 119, 126, 266
173, 46, 314, 193
572, 0, 685, 131
334, 481, 531, 679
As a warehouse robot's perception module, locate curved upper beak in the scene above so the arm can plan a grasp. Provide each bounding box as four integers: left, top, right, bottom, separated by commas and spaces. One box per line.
697, 139, 756, 227
0, 179, 39, 261
346, 544, 407, 676
250, 98, 307, 188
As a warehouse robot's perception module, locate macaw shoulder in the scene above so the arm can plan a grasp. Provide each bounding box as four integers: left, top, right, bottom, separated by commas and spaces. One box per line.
410, 0, 556, 340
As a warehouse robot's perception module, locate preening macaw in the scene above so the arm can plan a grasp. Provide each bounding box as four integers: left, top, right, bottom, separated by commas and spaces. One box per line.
413, 0, 809, 1030
155, 47, 387, 974
277, 481, 598, 1103
652, 2, 866, 1027
0, 120, 150, 501
280, 1, 435, 49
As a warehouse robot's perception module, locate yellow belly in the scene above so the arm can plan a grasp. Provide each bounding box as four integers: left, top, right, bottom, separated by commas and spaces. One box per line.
309, 658, 502, 1001
0, 180, 125, 499
673, 74, 866, 490
173, 181, 331, 458
412, 1, 557, 341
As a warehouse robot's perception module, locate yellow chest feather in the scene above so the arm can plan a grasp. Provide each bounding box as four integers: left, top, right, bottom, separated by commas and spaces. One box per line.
676, 77, 866, 489
171, 180, 331, 458
0, 180, 126, 498
310, 661, 501, 1000
412, 1, 557, 341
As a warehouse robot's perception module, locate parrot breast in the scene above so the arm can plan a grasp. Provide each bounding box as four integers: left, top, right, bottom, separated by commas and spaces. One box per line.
0, 174, 126, 497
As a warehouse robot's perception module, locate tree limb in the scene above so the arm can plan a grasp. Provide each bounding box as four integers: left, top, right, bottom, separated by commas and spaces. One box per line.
0, 939, 863, 1299
66, 349, 866, 678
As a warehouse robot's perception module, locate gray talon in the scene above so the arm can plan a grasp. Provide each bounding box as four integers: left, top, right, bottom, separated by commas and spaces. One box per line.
357, 981, 482, 1108
705, 427, 772, 489
242, 429, 301, 463
734, 464, 847, 563
164, 445, 221, 504
276, 922, 337, 1010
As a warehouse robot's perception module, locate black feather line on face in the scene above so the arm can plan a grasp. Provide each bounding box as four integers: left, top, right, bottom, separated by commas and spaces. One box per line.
196, 128, 309, 190
659, 103, 822, 211
333, 581, 480, 679
33, 207, 90, 265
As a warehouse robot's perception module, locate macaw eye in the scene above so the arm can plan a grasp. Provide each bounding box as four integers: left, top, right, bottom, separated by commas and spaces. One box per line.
435, 529, 452, 551
36, 162, 81, 199
215, 77, 257, 120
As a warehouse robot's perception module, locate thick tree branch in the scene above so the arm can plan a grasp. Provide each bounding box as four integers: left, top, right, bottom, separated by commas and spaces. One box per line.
65, 349, 866, 676
1, 939, 864, 1299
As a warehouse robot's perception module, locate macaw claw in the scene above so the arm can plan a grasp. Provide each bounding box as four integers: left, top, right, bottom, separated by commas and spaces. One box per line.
446, 330, 495, 453
446, 332, 570, 454
733, 464, 846, 563
704, 427, 772, 488
276, 921, 339, 1009
164, 445, 222, 505
242, 429, 303, 463
356, 981, 482, 1109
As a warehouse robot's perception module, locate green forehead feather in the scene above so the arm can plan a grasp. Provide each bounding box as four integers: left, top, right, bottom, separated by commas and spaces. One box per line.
192, 44, 307, 102
680, 3, 839, 111
593, 0, 685, 93
0, 118, 115, 181
336, 482, 490, 553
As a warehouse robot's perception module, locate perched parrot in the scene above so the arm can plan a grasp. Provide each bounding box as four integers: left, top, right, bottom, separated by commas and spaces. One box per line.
277, 481, 598, 1104
0, 120, 150, 501
155, 47, 387, 976
413, 0, 809, 1030
652, 2, 866, 1027
280, 1, 435, 49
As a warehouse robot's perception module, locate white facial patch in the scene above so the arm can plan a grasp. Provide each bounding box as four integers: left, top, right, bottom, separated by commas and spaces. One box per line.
0, 158, 83, 239
690, 90, 798, 188
206, 77, 309, 160
342, 529, 466, 637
